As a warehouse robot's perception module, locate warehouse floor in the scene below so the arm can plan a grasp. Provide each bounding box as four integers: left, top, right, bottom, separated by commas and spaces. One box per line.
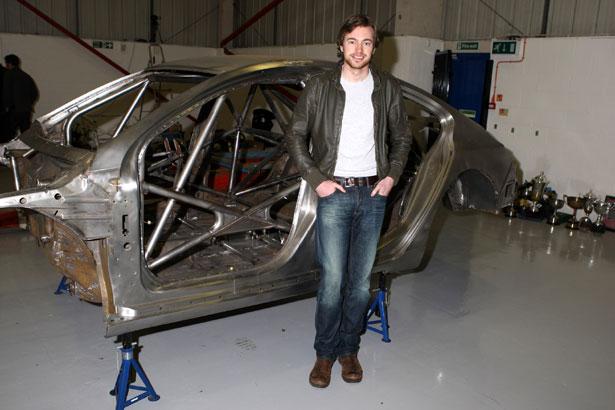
1, 192, 614, 409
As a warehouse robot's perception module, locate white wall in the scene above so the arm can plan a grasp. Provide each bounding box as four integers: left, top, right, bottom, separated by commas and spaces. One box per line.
483, 36, 615, 203
0, 33, 217, 116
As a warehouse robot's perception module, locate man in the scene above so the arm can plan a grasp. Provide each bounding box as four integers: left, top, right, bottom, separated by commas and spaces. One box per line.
2, 54, 38, 142
286, 14, 411, 388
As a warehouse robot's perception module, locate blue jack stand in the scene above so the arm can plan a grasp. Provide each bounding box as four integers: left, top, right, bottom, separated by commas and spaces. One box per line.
365, 272, 391, 342
110, 338, 160, 410
54, 276, 71, 295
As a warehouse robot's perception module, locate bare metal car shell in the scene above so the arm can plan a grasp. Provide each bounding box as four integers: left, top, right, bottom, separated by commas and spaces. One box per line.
0, 56, 516, 337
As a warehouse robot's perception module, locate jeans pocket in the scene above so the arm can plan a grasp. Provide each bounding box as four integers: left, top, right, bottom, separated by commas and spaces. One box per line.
319, 190, 338, 200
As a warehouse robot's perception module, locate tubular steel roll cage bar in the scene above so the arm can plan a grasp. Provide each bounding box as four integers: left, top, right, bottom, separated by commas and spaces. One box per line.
114, 75, 306, 272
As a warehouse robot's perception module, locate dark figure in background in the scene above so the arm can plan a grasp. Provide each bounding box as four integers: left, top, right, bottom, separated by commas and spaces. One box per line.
286, 15, 411, 388
1, 54, 39, 142
0, 62, 6, 140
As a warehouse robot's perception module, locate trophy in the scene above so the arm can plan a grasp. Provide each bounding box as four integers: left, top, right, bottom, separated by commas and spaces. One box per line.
579, 190, 595, 230
564, 195, 586, 230
591, 201, 613, 234
526, 172, 548, 218
546, 197, 564, 225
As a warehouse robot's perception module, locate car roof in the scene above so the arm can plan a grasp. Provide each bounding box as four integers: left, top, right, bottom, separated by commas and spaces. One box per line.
146, 54, 333, 76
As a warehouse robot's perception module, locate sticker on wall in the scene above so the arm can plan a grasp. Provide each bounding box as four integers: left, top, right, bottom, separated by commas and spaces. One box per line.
457, 42, 479, 51
499, 108, 509, 116
460, 109, 477, 119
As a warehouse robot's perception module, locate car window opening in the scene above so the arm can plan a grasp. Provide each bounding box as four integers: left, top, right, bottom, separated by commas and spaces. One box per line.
140, 81, 303, 285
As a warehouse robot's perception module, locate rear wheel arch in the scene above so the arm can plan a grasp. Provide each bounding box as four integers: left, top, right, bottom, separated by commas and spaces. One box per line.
443, 169, 498, 212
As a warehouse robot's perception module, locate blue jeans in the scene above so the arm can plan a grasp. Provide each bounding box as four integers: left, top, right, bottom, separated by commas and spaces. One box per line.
314, 186, 387, 361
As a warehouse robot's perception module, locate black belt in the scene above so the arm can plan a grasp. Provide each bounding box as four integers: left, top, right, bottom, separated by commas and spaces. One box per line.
334, 176, 379, 188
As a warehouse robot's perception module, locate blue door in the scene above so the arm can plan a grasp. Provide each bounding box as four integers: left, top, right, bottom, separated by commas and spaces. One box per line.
447, 53, 492, 128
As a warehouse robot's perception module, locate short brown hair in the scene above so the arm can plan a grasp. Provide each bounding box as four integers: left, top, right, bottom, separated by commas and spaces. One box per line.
336, 14, 379, 62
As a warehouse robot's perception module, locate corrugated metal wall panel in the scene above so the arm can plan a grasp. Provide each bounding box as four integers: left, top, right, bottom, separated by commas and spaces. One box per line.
463, 0, 483, 39
78, 0, 116, 40
155, 0, 174, 43
572, 0, 601, 35
267, 0, 276, 45
365, 0, 396, 36
548, 0, 576, 36
191, 0, 218, 47
108, 0, 124, 41
134, 0, 149, 41
94, 0, 110, 39
20, 0, 40, 34
78, 0, 96, 39
323, 0, 339, 44
478, 0, 498, 38
0, 0, 215, 46
528, 0, 547, 36
154, 0, 218, 47
234, 0, 396, 48
0, 0, 10, 33
596, 0, 615, 35
510, 0, 539, 36
0, 0, 73, 36
51, 0, 75, 36
443, 0, 614, 40
3, 0, 613, 47
443, 0, 463, 40
492, 0, 518, 36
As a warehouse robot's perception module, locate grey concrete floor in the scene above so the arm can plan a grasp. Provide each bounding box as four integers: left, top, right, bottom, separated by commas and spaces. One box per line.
1, 203, 614, 409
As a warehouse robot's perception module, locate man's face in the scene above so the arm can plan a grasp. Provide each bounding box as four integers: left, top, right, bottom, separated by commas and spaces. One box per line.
5, 62, 15, 70
340, 25, 375, 70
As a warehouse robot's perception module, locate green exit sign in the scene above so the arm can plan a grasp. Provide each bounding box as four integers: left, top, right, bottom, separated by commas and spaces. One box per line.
457, 42, 479, 50
492, 41, 517, 54
92, 41, 114, 49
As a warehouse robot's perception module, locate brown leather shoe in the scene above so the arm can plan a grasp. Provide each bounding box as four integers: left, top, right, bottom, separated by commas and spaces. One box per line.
309, 358, 334, 388
338, 354, 363, 383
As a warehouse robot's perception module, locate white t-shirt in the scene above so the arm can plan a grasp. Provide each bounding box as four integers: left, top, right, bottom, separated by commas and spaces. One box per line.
334, 72, 377, 177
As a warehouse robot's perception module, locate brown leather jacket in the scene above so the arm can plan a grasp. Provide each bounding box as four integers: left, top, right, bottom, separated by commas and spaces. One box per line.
286, 64, 412, 190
